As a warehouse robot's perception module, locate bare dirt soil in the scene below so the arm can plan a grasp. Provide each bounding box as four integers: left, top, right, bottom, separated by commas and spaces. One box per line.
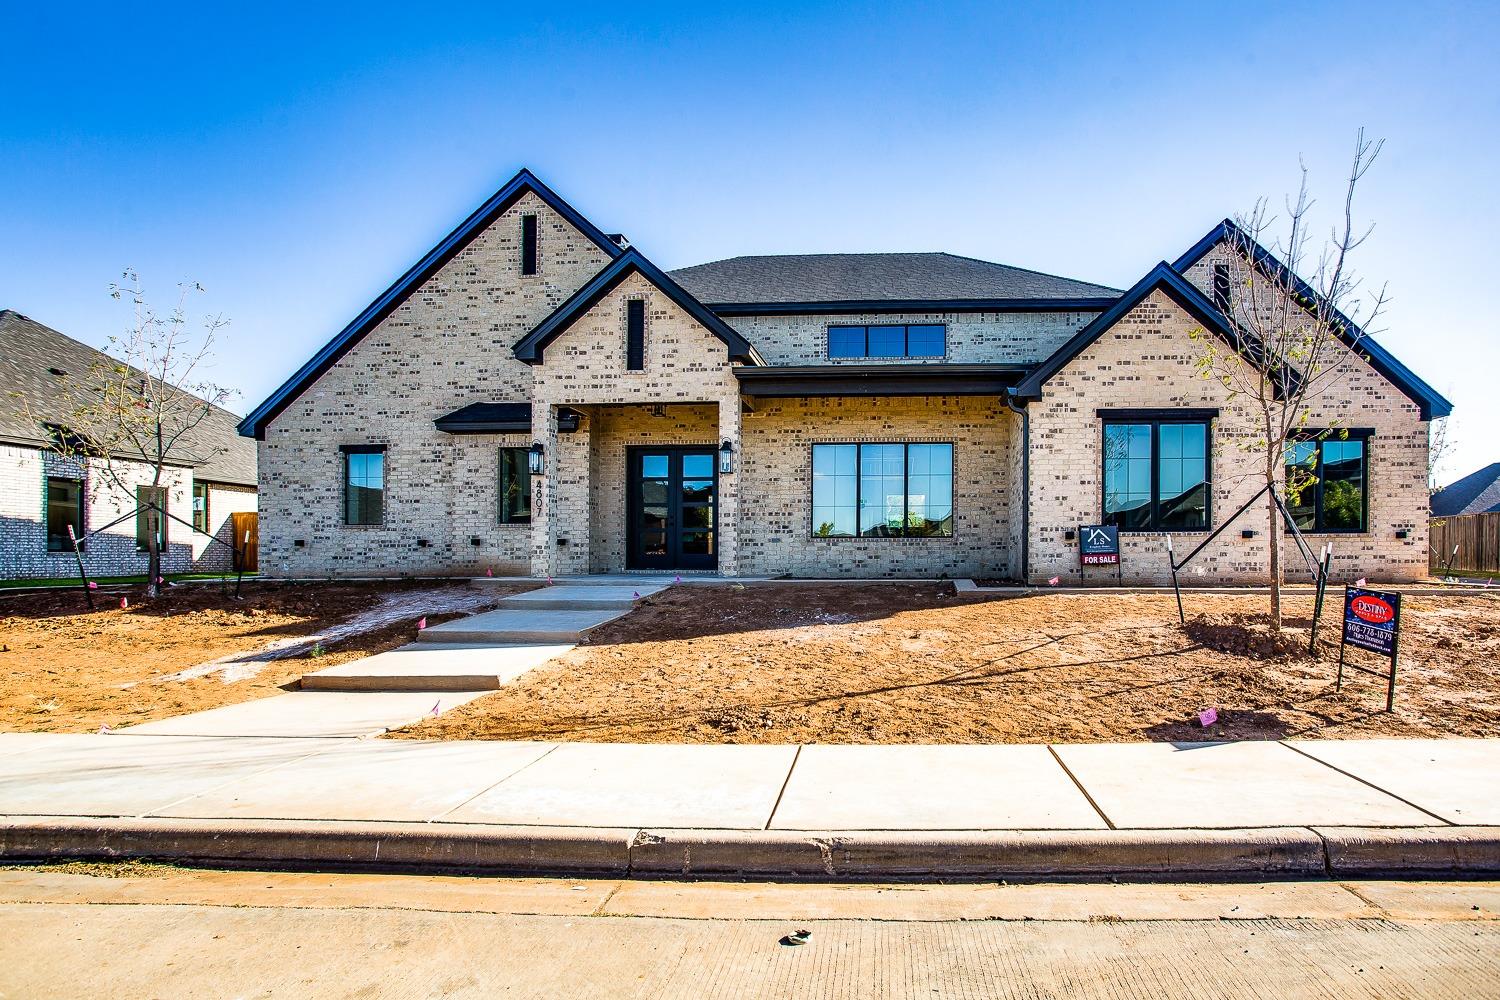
397, 584, 1500, 744
0, 581, 527, 733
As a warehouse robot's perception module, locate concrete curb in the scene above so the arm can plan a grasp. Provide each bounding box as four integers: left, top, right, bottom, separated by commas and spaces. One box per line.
5, 817, 1497, 879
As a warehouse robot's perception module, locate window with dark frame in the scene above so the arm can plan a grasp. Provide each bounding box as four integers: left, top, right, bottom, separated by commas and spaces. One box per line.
45, 476, 84, 552
626, 299, 645, 371
1212, 263, 1231, 313
1102, 418, 1211, 531
342, 446, 385, 525
498, 447, 531, 524
811, 442, 954, 538
135, 485, 167, 551
826, 324, 946, 360
1285, 432, 1369, 533
192, 482, 208, 534
520, 214, 538, 276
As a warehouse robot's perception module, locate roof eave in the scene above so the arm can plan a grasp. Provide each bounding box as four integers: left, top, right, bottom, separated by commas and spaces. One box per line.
704, 297, 1119, 317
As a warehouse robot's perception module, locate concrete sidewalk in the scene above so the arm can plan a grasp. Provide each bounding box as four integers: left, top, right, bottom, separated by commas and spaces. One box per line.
0, 734, 1495, 877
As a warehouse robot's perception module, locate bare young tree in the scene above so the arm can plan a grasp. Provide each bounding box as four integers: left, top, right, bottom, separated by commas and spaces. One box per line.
32, 272, 231, 598
1427, 416, 1454, 494
1188, 130, 1387, 631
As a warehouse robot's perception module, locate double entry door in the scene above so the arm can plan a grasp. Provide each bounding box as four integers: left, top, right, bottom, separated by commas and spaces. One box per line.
627, 448, 717, 570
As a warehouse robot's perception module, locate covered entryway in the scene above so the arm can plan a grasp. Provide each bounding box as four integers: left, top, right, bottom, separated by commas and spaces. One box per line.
627, 447, 718, 570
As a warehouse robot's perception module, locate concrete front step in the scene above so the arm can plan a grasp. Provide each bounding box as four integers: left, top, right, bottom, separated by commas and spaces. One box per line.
416, 606, 629, 644
301, 643, 574, 692
498, 585, 663, 611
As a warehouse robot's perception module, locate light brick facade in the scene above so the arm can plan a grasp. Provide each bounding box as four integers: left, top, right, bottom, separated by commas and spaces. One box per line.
247, 177, 1440, 585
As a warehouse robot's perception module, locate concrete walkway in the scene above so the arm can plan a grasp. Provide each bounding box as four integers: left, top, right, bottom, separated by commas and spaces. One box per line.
123, 577, 670, 736
0, 734, 1495, 878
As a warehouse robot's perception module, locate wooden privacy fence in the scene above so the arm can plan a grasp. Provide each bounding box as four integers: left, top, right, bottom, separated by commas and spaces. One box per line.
231, 511, 259, 573
1430, 512, 1500, 574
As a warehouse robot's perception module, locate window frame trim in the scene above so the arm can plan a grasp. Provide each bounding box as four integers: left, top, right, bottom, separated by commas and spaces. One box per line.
1099, 414, 1215, 533
134, 484, 169, 552
520, 213, 539, 277
497, 445, 532, 526
340, 444, 387, 527
808, 440, 957, 540
825, 323, 948, 361
1285, 428, 1372, 535
44, 474, 86, 553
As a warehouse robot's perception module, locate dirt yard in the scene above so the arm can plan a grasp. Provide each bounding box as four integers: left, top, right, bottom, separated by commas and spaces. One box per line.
0, 580, 528, 733
397, 584, 1500, 744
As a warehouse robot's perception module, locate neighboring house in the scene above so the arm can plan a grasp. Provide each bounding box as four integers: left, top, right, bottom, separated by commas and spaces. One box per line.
239, 170, 1451, 584
0, 310, 257, 580
1432, 464, 1500, 517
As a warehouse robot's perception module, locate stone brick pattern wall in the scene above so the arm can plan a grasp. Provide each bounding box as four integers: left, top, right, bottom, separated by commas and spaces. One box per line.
737, 396, 1018, 579
1025, 287, 1430, 585
730, 310, 1099, 366
257, 191, 612, 578
0, 444, 193, 580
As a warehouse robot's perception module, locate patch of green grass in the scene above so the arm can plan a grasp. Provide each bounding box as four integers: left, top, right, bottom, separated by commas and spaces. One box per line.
0, 572, 259, 591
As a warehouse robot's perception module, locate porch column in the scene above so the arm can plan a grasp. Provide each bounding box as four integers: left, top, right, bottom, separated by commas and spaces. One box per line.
717, 396, 741, 577
529, 401, 558, 578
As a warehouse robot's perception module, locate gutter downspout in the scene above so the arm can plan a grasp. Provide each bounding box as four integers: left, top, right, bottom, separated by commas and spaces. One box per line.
1006, 390, 1029, 585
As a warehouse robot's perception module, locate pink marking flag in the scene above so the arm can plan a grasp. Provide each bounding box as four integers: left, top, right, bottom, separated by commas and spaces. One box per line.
674, 575, 682, 584
98, 724, 111, 734
1198, 707, 1219, 727
416, 616, 427, 630
87, 581, 98, 589
119, 597, 129, 609
430, 700, 441, 716
156, 576, 164, 585
486, 568, 493, 577
546, 575, 553, 586
1355, 578, 1367, 587
1047, 576, 1060, 586
633, 591, 641, 599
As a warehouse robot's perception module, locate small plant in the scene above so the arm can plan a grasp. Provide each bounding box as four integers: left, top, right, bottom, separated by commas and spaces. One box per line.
308, 641, 324, 659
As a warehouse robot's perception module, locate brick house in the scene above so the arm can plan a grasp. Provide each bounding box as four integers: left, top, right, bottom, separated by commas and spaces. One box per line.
239, 170, 1450, 584
1, 311, 257, 580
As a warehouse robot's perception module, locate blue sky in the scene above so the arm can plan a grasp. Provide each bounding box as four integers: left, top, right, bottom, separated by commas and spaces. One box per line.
3, 1, 1496, 483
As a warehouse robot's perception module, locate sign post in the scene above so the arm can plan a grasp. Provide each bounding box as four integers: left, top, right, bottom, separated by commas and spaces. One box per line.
1337, 586, 1402, 711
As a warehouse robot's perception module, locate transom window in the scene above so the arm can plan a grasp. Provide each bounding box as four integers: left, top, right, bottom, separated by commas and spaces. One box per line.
1285, 432, 1368, 533
1102, 417, 1211, 531
342, 446, 385, 526
811, 442, 953, 537
45, 476, 84, 552
827, 324, 945, 359
498, 447, 531, 525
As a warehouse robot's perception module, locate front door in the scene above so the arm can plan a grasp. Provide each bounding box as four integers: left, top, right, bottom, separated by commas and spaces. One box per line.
627, 448, 718, 571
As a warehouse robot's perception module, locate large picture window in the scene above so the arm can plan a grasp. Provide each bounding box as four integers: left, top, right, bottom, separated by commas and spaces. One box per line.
827, 324, 946, 359
498, 447, 531, 524
811, 442, 953, 537
1285, 432, 1368, 533
1102, 417, 1210, 531
45, 476, 84, 552
342, 446, 385, 526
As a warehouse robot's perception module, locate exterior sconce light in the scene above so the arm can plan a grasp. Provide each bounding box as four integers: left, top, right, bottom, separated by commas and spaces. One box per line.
528, 442, 545, 476
719, 440, 735, 474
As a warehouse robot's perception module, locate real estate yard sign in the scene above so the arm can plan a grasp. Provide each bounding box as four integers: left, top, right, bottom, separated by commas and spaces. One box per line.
1079, 525, 1120, 566
1337, 587, 1402, 710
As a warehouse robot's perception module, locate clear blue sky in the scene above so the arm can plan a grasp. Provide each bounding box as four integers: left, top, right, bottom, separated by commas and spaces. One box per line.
3, 1, 1495, 483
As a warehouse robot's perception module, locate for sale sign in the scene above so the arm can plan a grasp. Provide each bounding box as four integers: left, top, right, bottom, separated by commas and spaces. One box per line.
1342, 587, 1401, 658
1079, 525, 1120, 566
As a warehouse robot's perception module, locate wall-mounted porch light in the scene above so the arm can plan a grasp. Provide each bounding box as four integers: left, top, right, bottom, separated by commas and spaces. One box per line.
719, 440, 735, 474
528, 442, 545, 476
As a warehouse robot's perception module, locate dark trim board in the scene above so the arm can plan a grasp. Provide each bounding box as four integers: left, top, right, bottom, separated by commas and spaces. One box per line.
238, 169, 625, 440
433, 402, 581, 435
515, 249, 763, 366
1096, 407, 1220, 421
735, 363, 1030, 398
1173, 219, 1452, 420
707, 297, 1118, 317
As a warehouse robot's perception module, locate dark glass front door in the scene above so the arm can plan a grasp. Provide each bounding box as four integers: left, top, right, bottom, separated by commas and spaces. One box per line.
628, 448, 717, 570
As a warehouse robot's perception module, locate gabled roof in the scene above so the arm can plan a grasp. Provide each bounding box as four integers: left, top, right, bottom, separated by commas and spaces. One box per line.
1174, 219, 1452, 421
1012, 262, 1272, 402
514, 248, 764, 366
1431, 463, 1500, 517
238, 169, 624, 439
0, 310, 257, 486
668, 252, 1120, 314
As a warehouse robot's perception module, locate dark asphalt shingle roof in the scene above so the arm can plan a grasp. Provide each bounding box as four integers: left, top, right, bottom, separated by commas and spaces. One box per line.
1431, 463, 1500, 517
667, 252, 1121, 305
0, 309, 257, 487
